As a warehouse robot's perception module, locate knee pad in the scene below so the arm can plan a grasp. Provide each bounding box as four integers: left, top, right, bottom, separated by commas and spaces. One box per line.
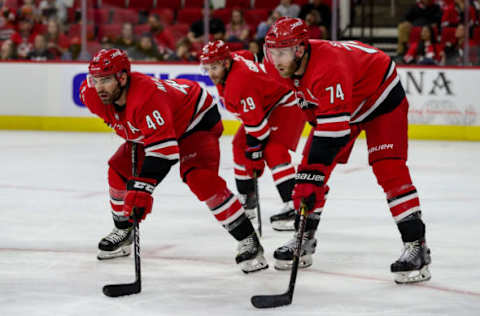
264, 142, 291, 169
372, 159, 413, 196
184, 168, 227, 201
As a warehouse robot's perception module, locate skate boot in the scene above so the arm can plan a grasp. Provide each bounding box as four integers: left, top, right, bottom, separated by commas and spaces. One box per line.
270, 201, 295, 231
235, 232, 268, 273
391, 238, 431, 284
97, 226, 133, 260
273, 229, 317, 270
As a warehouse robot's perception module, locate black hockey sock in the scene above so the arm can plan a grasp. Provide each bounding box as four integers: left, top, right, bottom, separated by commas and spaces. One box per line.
236, 179, 255, 195
225, 213, 255, 241
276, 178, 295, 203
113, 218, 133, 230
294, 212, 321, 232
397, 212, 425, 242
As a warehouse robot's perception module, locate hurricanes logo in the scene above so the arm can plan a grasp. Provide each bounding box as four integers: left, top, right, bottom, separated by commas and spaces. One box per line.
290, 20, 303, 30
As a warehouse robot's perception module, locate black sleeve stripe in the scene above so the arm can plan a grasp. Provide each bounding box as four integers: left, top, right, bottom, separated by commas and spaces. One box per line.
144, 138, 178, 149
315, 112, 351, 119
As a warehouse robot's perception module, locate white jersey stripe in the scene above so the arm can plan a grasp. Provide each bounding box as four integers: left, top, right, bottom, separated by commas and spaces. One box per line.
145, 152, 180, 160
393, 206, 421, 222
211, 196, 236, 215
316, 115, 351, 124
388, 192, 419, 208
244, 118, 268, 133
145, 140, 178, 152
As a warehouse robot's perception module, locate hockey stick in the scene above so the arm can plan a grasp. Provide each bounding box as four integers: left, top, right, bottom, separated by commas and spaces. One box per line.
103, 142, 142, 297
253, 172, 262, 237
251, 205, 307, 308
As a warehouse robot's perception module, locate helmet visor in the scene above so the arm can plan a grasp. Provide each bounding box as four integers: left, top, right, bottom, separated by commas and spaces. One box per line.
264, 45, 296, 66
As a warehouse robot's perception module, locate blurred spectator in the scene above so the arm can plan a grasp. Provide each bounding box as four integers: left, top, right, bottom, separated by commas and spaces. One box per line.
114, 22, 136, 50
188, 10, 226, 43
0, 5, 16, 41
27, 33, 54, 60
397, 0, 443, 56
305, 10, 326, 39
100, 36, 114, 50
255, 10, 282, 40
38, 0, 67, 23
61, 36, 87, 60
299, 0, 331, 31
44, 18, 69, 59
441, 24, 478, 65
403, 25, 441, 64
147, 13, 174, 51
10, 15, 37, 59
248, 39, 264, 62
274, 0, 301, 18
127, 33, 163, 61
166, 37, 196, 61
0, 39, 16, 60
441, 0, 479, 33
226, 9, 250, 43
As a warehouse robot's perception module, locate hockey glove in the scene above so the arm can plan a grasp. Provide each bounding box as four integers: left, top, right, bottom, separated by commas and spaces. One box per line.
123, 177, 157, 223
245, 144, 265, 177
292, 168, 326, 213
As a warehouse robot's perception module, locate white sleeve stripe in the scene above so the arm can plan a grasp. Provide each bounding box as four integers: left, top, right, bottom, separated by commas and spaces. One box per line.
313, 129, 351, 137
195, 88, 207, 116
145, 140, 178, 152
186, 100, 216, 133
316, 115, 351, 124
234, 163, 246, 171
275, 91, 294, 105
255, 129, 270, 141
244, 118, 268, 133
351, 75, 399, 123
279, 99, 298, 107
274, 173, 296, 185
145, 152, 180, 160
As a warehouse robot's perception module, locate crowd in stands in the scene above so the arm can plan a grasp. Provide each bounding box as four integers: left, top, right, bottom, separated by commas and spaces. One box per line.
0, 0, 331, 62
397, 0, 480, 66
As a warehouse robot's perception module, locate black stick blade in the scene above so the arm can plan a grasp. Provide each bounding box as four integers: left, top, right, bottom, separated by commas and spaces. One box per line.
103, 281, 141, 297
251, 293, 292, 309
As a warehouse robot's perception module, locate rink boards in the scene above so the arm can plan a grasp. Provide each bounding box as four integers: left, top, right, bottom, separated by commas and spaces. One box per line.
0, 62, 479, 141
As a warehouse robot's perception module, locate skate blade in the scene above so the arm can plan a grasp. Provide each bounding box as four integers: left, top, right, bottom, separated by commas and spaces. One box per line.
97, 244, 131, 260
271, 220, 295, 232
394, 265, 431, 284
274, 254, 312, 271
240, 256, 269, 274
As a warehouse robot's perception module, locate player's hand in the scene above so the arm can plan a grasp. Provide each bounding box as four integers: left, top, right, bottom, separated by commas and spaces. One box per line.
245, 145, 265, 177
292, 169, 326, 213
123, 177, 157, 223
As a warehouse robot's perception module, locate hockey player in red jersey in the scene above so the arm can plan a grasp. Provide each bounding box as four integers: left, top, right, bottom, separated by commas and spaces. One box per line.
80, 49, 268, 273
263, 18, 431, 284
200, 40, 306, 231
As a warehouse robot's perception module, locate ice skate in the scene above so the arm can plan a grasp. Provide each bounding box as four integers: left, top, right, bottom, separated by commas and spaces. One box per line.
391, 238, 431, 284
235, 233, 268, 273
270, 201, 296, 231
273, 230, 317, 270
97, 226, 133, 260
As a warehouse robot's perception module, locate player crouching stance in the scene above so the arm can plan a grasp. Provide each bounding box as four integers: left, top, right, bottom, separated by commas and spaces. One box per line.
200, 40, 306, 231
263, 18, 431, 284
81, 49, 267, 273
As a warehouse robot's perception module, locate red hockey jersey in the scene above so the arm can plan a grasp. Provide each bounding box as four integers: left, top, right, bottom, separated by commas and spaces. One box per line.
265, 40, 405, 166
216, 53, 297, 143
80, 72, 217, 163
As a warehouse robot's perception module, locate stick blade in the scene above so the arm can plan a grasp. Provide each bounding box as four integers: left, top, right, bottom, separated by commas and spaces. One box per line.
251, 293, 292, 309
103, 281, 141, 297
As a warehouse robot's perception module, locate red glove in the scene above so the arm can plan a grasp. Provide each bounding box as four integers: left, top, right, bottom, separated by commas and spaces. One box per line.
123, 177, 157, 223
292, 169, 326, 213
245, 145, 265, 177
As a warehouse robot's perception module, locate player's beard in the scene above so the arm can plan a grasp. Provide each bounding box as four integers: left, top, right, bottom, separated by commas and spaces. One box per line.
98, 84, 122, 105
276, 59, 298, 78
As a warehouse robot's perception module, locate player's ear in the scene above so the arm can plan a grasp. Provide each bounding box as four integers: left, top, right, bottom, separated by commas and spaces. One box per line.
119, 72, 128, 87
295, 45, 305, 58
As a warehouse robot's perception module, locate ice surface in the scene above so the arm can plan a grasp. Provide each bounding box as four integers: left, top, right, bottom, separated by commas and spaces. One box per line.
1, 131, 479, 316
